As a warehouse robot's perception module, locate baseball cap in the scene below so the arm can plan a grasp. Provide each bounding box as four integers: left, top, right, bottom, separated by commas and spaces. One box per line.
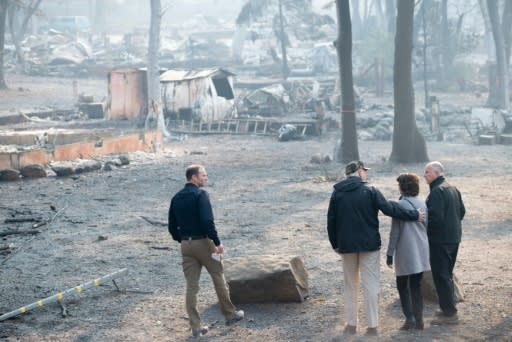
345, 160, 370, 175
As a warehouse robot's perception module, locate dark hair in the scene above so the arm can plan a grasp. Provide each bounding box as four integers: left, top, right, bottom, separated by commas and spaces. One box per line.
186, 164, 203, 181
396, 173, 420, 197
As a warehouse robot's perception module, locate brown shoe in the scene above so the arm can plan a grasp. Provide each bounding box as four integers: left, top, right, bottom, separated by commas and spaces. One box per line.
226, 310, 244, 326
192, 326, 208, 337
343, 324, 357, 335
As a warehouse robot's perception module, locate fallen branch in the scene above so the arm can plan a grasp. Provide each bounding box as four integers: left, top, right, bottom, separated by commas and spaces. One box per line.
32, 221, 47, 229
0, 244, 14, 252
4, 217, 41, 223
0, 229, 40, 237
150, 246, 170, 250
50, 205, 67, 224
140, 216, 167, 227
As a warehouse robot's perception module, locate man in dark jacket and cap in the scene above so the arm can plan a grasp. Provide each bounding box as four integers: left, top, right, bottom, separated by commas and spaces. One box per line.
327, 160, 425, 336
424, 161, 465, 325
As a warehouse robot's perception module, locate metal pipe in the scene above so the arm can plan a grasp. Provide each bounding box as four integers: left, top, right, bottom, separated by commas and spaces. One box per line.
0, 268, 128, 322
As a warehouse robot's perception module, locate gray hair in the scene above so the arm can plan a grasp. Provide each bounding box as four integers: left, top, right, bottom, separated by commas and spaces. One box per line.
426, 161, 444, 174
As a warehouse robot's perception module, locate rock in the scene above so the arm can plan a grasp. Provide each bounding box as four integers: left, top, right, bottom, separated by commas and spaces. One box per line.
104, 158, 123, 171
44, 166, 57, 177
75, 160, 102, 174
20, 164, 47, 178
224, 255, 309, 304
110, 158, 124, 167
421, 270, 465, 303
310, 153, 331, 164
118, 155, 130, 165
374, 124, 392, 140
103, 162, 114, 171
0, 168, 21, 181
50, 162, 75, 177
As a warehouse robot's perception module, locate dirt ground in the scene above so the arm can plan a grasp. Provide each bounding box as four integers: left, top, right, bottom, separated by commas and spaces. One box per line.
0, 75, 511, 342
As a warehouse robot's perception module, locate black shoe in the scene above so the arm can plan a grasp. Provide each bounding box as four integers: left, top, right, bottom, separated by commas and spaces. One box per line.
399, 320, 416, 330
414, 321, 424, 330
343, 324, 357, 335
365, 327, 378, 336
434, 309, 444, 317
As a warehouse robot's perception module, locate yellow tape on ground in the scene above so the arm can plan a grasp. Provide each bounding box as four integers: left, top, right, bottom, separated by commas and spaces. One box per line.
37, 300, 44, 307
75, 285, 82, 294
94, 279, 100, 286
20, 307, 27, 313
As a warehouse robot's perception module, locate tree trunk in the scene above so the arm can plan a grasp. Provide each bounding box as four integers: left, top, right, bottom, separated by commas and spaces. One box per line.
421, 0, 430, 109
439, 0, 453, 88
8, 4, 25, 71
385, 0, 395, 33
335, 0, 359, 163
390, 0, 428, 163
478, 0, 497, 107
7, 0, 41, 73
145, 0, 170, 142
501, 0, 512, 67
350, 0, 362, 39
487, 0, 509, 110
0, 0, 7, 89
277, 0, 289, 80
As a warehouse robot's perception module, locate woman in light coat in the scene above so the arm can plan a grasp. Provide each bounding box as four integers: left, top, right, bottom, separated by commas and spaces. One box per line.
386, 173, 430, 330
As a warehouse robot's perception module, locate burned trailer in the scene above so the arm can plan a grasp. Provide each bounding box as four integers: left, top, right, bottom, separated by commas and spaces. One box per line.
160, 68, 236, 125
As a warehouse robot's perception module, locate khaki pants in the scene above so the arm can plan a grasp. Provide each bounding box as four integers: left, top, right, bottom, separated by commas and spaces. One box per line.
342, 250, 380, 328
181, 238, 236, 331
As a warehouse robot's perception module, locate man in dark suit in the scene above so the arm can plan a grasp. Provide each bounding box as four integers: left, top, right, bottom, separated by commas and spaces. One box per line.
424, 161, 465, 325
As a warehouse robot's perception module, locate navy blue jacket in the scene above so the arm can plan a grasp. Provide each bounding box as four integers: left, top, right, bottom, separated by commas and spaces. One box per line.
168, 183, 221, 246
426, 176, 465, 243
327, 177, 419, 253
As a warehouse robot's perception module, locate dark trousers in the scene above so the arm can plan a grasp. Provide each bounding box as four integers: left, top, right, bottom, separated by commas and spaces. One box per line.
396, 272, 423, 323
429, 242, 459, 316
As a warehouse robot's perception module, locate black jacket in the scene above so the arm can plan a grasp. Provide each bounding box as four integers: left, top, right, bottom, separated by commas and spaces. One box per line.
327, 176, 419, 253
168, 183, 221, 246
426, 176, 465, 243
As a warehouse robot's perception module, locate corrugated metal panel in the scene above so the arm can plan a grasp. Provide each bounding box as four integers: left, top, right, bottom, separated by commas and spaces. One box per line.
107, 69, 147, 120
160, 67, 235, 82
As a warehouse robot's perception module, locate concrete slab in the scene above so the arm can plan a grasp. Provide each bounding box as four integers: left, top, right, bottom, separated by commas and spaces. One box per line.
0, 129, 162, 170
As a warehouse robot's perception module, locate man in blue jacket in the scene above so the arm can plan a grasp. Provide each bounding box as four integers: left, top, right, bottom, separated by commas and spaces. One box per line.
424, 161, 465, 325
169, 164, 244, 337
327, 160, 425, 336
